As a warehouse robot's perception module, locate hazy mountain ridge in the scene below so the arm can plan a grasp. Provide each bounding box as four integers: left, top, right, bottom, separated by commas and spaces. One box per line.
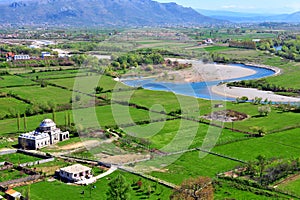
0, 0, 221, 26
196, 9, 300, 23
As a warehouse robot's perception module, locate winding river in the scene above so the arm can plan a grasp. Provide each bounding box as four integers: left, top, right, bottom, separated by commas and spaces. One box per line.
121, 63, 276, 101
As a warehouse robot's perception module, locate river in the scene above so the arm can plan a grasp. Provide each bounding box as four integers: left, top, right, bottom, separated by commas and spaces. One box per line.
121, 63, 276, 101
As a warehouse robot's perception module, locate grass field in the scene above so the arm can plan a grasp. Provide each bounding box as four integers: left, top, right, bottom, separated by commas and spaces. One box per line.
278, 176, 300, 196
1, 85, 74, 105
124, 119, 245, 151
0, 97, 29, 117
0, 75, 36, 88
213, 128, 300, 161
17, 170, 172, 200
48, 74, 130, 93
0, 168, 28, 182
0, 153, 41, 164
0, 104, 167, 135
146, 151, 240, 185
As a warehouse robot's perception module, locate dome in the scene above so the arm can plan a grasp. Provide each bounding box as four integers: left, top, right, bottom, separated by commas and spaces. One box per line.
39, 119, 56, 128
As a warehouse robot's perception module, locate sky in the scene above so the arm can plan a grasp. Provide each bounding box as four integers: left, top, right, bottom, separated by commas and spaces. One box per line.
156, 0, 300, 14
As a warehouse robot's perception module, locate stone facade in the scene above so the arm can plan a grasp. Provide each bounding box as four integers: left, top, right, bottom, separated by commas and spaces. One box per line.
18, 119, 69, 150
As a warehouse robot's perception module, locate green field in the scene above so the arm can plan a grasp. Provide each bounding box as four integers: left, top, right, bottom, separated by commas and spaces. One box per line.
0, 97, 29, 117
17, 170, 172, 200
278, 176, 300, 196
146, 151, 240, 185
0, 75, 36, 88
0, 153, 41, 164
0, 168, 28, 182
1, 85, 85, 105
213, 128, 300, 161
124, 119, 245, 151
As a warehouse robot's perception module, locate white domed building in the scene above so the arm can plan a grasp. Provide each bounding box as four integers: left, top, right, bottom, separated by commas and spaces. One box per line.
18, 119, 69, 150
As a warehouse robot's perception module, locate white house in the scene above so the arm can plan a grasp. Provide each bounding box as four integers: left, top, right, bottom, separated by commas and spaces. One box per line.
14, 55, 30, 60
18, 119, 69, 150
5, 189, 21, 200
59, 164, 92, 182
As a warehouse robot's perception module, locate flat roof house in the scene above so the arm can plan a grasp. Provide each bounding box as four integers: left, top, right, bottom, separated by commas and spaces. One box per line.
5, 189, 21, 200
59, 164, 92, 182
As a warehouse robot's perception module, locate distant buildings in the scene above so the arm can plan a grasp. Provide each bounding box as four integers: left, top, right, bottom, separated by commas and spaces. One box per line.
18, 119, 69, 150
41, 51, 51, 58
6, 52, 30, 61
59, 164, 92, 182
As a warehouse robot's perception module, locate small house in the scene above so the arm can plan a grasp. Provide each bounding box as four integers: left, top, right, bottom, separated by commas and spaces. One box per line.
6, 52, 15, 61
41, 52, 51, 58
59, 164, 92, 182
14, 55, 30, 60
5, 189, 21, 200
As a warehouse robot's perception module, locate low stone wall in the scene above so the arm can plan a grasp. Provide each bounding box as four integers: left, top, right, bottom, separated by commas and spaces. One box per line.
0, 162, 13, 171
0, 149, 17, 156
0, 175, 42, 188
17, 149, 51, 159
19, 157, 55, 167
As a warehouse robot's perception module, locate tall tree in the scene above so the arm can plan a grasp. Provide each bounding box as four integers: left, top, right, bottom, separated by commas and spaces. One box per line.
23, 113, 27, 131
17, 113, 20, 131
106, 174, 131, 200
171, 176, 214, 200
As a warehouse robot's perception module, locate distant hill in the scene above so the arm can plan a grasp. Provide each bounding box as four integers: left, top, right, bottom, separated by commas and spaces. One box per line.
196, 9, 300, 23
0, 0, 222, 26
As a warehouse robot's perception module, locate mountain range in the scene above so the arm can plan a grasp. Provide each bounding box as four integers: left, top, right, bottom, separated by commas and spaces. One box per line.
0, 0, 220, 26
196, 9, 300, 23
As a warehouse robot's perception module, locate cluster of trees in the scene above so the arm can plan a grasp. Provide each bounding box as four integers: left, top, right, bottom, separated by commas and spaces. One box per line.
171, 177, 214, 200
229, 40, 256, 49
210, 53, 230, 63
257, 39, 276, 52
227, 80, 299, 95
244, 156, 300, 186
112, 51, 164, 70
9, 58, 75, 68
0, 44, 53, 56
275, 38, 300, 61
165, 59, 192, 70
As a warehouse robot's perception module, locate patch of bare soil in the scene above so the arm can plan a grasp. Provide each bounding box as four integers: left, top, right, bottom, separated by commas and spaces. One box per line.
59, 140, 100, 150
99, 153, 150, 165
202, 110, 248, 122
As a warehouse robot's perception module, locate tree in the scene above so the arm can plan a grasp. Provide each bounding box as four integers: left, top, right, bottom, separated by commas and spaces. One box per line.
171, 177, 214, 200
23, 113, 27, 131
94, 86, 104, 94
258, 105, 271, 116
106, 174, 131, 200
256, 155, 267, 183
17, 113, 20, 131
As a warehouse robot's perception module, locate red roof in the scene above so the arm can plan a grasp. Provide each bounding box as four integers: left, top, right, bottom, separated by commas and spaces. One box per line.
6, 52, 15, 57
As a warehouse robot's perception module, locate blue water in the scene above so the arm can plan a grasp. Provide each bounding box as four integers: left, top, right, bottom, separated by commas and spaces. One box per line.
121, 63, 275, 101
